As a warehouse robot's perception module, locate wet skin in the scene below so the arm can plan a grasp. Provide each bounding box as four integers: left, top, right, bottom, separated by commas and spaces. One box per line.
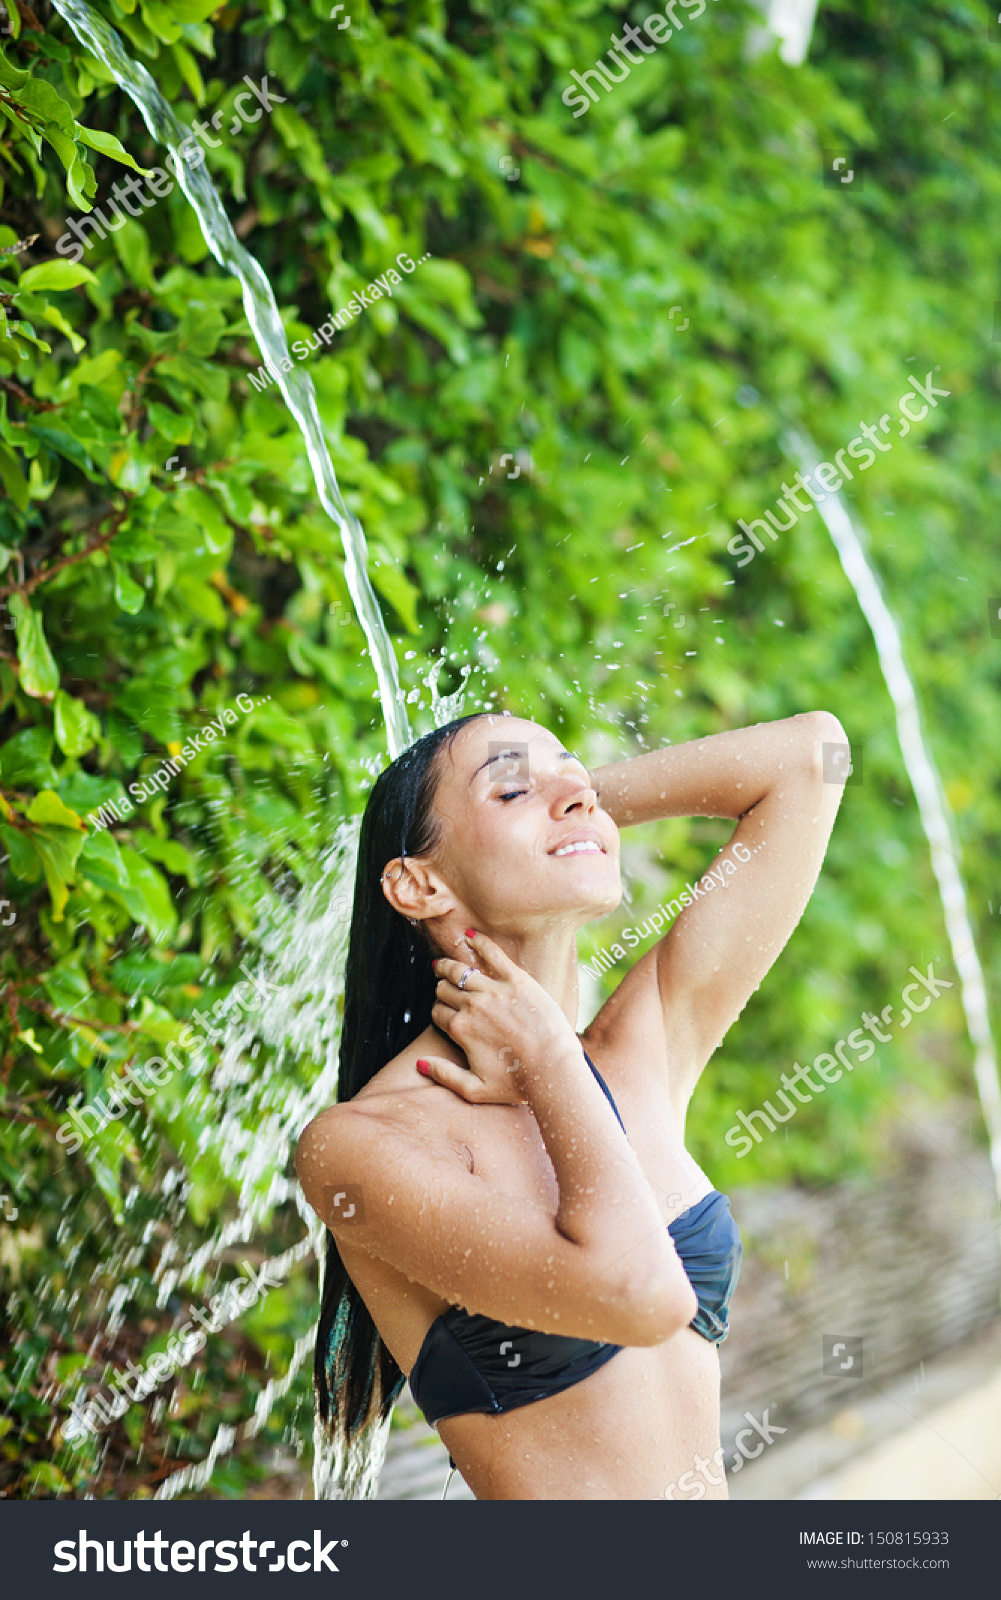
297, 711, 847, 1499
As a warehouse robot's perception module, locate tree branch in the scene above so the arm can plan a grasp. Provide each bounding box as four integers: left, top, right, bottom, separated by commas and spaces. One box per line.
0, 500, 133, 602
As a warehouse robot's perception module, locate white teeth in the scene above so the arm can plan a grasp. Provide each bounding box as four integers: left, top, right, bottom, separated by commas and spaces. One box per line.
554, 840, 602, 857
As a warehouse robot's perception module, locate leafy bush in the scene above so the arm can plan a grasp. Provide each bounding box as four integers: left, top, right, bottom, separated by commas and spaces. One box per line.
1, 0, 998, 1495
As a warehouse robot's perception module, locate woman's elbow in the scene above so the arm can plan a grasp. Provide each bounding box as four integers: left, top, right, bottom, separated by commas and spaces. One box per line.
798, 708, 847, 745
614, 1271, 698, 1347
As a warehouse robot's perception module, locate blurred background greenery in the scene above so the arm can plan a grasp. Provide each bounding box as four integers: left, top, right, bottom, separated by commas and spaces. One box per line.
1, 0, 998, 1497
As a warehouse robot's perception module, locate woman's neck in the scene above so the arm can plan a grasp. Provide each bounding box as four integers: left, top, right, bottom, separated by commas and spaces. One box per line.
437, 920, 581, 1029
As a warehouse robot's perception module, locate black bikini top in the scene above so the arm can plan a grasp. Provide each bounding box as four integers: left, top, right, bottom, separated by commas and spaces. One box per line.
408, 1050, 743, 1427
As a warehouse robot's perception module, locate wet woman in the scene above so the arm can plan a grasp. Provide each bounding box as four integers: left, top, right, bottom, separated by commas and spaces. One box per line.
296, 708, 847, 1499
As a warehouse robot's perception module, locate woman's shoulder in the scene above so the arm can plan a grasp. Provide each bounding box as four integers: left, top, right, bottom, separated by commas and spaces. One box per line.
295, 1045, 471, 1224
296, 1031, 460, 1168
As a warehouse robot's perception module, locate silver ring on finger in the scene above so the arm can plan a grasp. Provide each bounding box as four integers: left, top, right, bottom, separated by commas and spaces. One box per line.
457, 966, 474, 990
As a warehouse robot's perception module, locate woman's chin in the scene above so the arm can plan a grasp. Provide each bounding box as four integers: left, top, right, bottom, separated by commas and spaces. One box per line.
575, 887, 623, 920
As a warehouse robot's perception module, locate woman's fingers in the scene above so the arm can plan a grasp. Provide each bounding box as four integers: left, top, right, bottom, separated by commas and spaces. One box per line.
432, 930, 516, 989
462, 929, 516, 980
414, 1054, 485, 1103
433, 956, 486, 993
431, 999, 460, 1034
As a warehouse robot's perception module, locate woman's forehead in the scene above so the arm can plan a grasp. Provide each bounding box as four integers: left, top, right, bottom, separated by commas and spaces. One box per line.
448, 716, 563, 774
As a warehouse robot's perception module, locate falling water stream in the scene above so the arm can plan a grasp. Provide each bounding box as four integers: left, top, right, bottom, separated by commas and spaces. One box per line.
784, 431, 1001, 1207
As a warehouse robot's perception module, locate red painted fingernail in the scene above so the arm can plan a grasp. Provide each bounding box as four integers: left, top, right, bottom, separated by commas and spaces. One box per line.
416, 1060, 431, 1076
465, 929, 477, 939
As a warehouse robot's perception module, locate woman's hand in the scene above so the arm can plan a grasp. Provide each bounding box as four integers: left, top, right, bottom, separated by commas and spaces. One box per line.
421, 930, 582, 1104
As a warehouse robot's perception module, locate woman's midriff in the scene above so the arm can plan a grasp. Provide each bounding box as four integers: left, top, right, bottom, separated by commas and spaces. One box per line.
436, 1325, 724, 1501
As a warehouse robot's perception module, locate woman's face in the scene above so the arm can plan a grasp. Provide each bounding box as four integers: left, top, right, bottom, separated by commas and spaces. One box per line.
415, 716, 622, 937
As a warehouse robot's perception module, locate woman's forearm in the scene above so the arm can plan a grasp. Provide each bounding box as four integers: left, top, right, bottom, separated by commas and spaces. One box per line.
590, 711, 843, 827
513, 1043, 690, 1308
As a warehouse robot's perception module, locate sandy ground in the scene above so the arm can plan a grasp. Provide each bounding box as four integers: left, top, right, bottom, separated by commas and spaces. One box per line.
795, 1366, 1001, 1500
732, 1316, 1001, 1501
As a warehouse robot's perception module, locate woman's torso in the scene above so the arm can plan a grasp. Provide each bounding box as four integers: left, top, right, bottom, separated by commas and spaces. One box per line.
336, 965, 732, 1499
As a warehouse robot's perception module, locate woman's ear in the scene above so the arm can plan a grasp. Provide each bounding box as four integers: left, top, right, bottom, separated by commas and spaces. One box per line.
380, 856, 455, 924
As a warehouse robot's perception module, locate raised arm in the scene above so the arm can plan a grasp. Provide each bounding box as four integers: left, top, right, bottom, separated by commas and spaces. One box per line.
296, 934, 698, 1346
590, 711, 848, 1104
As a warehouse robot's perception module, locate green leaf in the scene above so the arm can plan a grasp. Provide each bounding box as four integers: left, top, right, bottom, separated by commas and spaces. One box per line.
0, 45, 29, 93
25, 801, 86, 920
75, 124, 150, 175
140, 0, 183, 44
168, 0, 221, 20
146, 400, 192, 444
0, 824, 41, 882
17, 260, 98, 293
0, 442, 28, 511
79, 1117, 137, 1223
116, 846, 178, 939
25, 423, 100, 482
174, 574, 226, 628
27, 1462, 72, 1495
65, 149, 97, 211
176, 302, 227, 359
42, 959, 93, 1016
370, 549, 421, 634
23, 297, 86, 356
169, 41, 205, 104
133, 830, 197, 883
26, 790, 85, 830
54, 690, 99, 758
8, 595, 59, 699
12, 75, 76, 135
111, 221, 155, 292
42, 125, 81, 179
158, 352, 228, 403
79, 827, 130, 891
112, 562, 146, 614
0, 728, 57, 788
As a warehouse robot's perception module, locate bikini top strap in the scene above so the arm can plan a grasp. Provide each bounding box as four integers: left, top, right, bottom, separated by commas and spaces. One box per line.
580, 1048, 629, 1139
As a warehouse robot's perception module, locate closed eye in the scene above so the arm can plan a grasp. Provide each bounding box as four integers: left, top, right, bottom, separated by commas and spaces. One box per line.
498, 789, 528, 801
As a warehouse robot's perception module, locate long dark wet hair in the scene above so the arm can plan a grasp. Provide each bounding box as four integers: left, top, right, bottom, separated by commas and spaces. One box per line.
314, 711, 491, 1444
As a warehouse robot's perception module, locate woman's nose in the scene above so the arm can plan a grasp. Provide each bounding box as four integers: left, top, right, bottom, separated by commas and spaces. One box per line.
554, 779, 597, 814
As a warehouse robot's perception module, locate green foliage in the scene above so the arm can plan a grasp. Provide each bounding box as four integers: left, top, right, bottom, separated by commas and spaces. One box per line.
1, 0, 998, 1496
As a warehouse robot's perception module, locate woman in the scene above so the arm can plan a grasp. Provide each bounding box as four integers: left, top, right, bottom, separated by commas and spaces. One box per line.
297, 706, 847, 1499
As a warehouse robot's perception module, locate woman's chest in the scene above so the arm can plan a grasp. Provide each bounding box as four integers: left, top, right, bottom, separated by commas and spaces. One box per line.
448, 1080, 712, 1223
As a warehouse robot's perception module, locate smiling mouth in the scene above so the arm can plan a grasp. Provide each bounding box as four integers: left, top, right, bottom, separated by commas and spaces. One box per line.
552, 840, 604, 858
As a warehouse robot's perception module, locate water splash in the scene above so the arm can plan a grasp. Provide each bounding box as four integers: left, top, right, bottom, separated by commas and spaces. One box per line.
426, 653, 473, 726
783, 430, 1001, 1205
155, 1323, 316, 1500
49, 0, 410, 761
55, 822, 368, 1486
